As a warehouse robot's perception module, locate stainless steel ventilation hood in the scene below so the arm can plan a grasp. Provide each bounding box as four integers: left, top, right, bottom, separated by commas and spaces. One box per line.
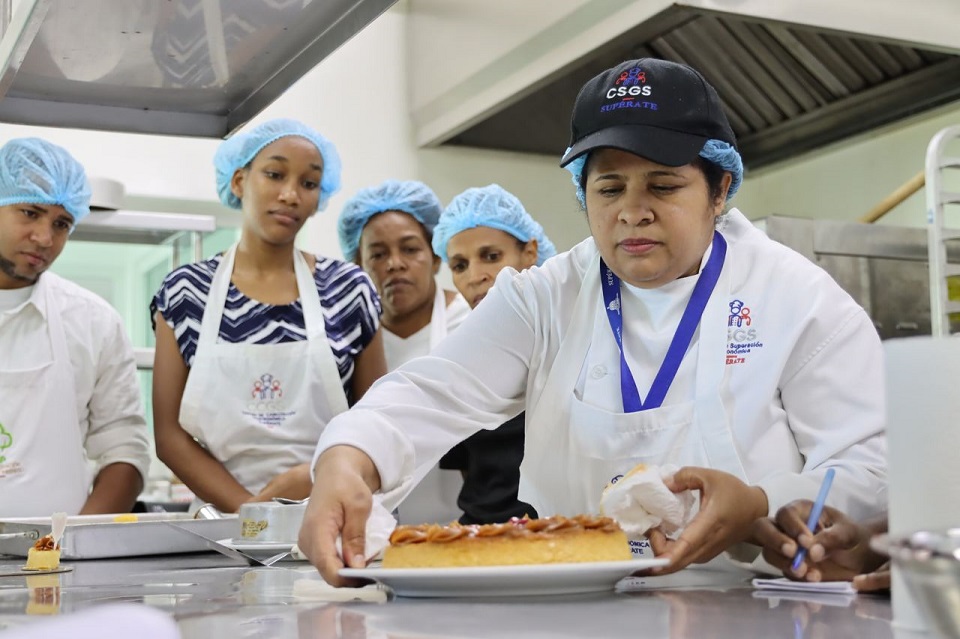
0, 0, 395, 137
443, 4, 960, 170
72, 178, 216, 246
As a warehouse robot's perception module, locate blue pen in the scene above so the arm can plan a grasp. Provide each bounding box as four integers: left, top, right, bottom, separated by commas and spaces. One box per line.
791, 468, 836, 572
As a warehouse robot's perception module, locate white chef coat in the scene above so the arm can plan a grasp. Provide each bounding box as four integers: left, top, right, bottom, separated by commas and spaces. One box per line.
382, 282, 470, 524
313, 209, 887, 523
0, 272, 150, 514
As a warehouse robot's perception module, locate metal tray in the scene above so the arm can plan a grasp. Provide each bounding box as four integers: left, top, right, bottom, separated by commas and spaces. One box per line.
0, 512, 237, 559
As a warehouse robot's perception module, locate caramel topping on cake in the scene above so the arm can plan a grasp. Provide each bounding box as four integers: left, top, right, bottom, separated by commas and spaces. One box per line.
388, 515, 622, 546
33, 535, 55, 551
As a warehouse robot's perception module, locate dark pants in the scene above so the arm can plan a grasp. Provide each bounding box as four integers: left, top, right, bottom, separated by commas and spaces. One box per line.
439, 412, 538, 524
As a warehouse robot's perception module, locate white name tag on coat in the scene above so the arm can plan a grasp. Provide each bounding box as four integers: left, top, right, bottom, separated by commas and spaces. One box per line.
629, 537, 653, 558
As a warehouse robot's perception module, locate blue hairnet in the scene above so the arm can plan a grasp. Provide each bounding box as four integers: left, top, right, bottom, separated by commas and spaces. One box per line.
563, 139, 743, 206
214, 118, 341, 211
338, 179, 442, 261
433, 184, 557, 267
0, 138, 90, 226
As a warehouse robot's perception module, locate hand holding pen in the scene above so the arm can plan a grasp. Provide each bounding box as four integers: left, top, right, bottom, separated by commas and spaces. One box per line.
791, 468, 836, 571
753, 469, 888, 585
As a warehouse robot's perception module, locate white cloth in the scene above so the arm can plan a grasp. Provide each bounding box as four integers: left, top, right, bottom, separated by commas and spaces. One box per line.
0, 273, 149, 516
382, 282, 470, 524
313, 210, 887, 524
179, 246, 348, 494
599, 464, 696, 537
332, 495, 397, 561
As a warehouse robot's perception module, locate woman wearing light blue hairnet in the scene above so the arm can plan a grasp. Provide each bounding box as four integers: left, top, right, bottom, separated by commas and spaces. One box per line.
426, 184, 557, 524
338, 179, 469, 370
151, 118, 387, 513
301, 59, 885, 586
337, 179, 470, 524
434, 184, 557, 307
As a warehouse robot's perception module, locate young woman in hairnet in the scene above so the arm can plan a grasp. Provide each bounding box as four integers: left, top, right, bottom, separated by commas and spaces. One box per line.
337, 180, 470, 524
429, 184, 556, 524
298, 59, 887, 584
151, 119, 387, 513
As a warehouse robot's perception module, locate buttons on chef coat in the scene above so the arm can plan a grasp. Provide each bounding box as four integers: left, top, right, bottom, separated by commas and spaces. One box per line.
590, 365, 607, 379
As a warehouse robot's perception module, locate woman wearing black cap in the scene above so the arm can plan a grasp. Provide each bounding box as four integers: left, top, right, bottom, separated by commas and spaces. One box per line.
298, 59, 886, 585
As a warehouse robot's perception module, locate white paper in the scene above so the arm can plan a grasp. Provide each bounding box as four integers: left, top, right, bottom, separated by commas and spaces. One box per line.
752, 577, 856, 594
51, 512, 66, 549
292, 578, 388, 603
885, 337, 960, 632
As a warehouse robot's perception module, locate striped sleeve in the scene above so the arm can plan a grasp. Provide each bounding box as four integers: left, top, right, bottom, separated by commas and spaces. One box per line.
315, 257, 382, 396
149, 256, 220, 366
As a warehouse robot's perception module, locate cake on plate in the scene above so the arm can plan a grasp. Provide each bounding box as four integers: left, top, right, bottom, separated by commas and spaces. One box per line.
382, 515, 631, 568
25, 534, 60, 571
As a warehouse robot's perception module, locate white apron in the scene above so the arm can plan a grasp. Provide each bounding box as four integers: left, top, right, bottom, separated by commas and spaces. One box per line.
0, 279, 89, 516
428, 283, 450, 350
179, 245, 349, 494
396, 282, 465, 525
520, 242, 748, 553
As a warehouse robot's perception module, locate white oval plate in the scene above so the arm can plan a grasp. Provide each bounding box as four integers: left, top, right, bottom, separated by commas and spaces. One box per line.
339, 558, 669, 598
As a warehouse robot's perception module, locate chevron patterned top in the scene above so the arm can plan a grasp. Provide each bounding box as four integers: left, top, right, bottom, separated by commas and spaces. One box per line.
151, 253, 382, 399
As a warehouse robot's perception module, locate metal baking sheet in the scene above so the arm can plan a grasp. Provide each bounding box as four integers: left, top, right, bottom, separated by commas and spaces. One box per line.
0, 513, 237, 560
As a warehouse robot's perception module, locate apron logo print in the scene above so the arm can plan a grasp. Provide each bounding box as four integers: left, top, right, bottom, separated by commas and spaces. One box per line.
726, 299, 763, 364
0, 422, 11, 464
251, 374, 283, 400
245, 373, 294, 429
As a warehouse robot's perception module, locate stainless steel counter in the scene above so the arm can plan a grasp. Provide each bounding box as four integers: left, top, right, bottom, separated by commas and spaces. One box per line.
0, 555, 906, 638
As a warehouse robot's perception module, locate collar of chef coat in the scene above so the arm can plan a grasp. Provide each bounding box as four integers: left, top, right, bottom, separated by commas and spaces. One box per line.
14, 271, 55, 320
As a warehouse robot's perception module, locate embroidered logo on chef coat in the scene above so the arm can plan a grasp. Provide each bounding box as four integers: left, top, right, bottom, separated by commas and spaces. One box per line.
727, 300, 751, 327
0, 421, 22, 477
0, 422, 11, 464
602, 66, 656, 113
244, 373, 294, 429
726, 299, 763, 365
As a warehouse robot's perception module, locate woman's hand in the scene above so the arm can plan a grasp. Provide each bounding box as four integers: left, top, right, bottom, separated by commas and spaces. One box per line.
753, 499, 889, 590
645, 467, 768, 574
297, 446, 381, 587
250, 464, 313, 503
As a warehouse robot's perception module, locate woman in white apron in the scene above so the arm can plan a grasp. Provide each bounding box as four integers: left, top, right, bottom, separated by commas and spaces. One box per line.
301, 59, 887, 586
151, 119, 387, 513
337, 180, 469, 523
429, 184, 556, 524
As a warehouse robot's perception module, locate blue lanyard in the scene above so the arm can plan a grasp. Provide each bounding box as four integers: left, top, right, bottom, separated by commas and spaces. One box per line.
600, 231, 727, 412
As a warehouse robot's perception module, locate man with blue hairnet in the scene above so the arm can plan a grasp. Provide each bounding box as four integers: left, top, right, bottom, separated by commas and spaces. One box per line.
0, 138, 150, 516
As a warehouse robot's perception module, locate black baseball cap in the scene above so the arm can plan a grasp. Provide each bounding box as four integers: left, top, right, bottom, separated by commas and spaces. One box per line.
559, 58, 736, 168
